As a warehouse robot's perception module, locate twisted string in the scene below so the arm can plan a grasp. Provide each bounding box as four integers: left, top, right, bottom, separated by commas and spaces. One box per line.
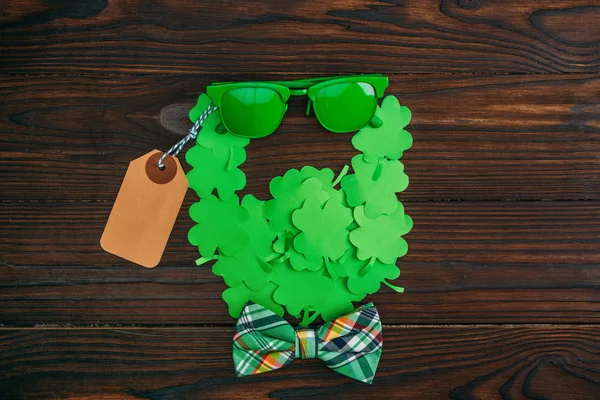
158, 104, 218, 169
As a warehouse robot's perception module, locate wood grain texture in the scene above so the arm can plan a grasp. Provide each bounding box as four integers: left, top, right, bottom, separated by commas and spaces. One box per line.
1, 327, 600, 399
1, 74, 599, 202
2, 200, 600, 326
1, 0, 600, 74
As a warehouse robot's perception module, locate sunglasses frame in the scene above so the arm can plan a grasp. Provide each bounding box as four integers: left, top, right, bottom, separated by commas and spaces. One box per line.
206, 74, 389, 138
207, 82, 291, 107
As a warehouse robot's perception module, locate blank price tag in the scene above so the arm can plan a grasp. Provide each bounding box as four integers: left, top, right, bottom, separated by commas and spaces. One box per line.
101, 150, 188, 268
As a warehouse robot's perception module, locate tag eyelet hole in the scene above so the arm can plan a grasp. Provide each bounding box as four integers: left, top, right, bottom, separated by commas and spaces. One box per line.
146, 153, 177, 184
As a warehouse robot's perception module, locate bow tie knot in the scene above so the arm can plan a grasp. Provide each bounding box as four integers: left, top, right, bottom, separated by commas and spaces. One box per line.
295, 328, 319, 359
233, 301, 382, 384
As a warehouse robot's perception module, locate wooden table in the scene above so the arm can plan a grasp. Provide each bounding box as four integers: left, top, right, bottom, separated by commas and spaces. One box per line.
2, 1, 600, 399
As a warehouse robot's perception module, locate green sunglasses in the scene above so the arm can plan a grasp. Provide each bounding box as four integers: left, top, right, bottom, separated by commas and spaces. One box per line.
206, 75, 389, 138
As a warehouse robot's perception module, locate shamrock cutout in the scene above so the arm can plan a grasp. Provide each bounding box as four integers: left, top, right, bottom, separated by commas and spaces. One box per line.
188, 195, 249, 258
191, 94, 250, 162
271, 260, 333, 318
186, 145, 246, 201
185, 93, 414, 323
212, 254, 271, 292
189, 93, 218, 126
235, 194, 278, 260
348, 262, 400, 295
292, 198, 353, 262
300, 166, 345, 204
325, 248, 400, 296
272, 233, 323, 272
272, 233, 289, 254
326, 248, 365, 279
212, 195, 277, 291
263, 169, 330, 233
222, 281, 284, 318
289, 249, 323, 271
197, 126, 249, 165
320, 278, 363, 322
341, 154, 408, 219
301, 166, 335, 185
350, 205, 413, 264
344, 252, 401, 295
352, 96, 413, 163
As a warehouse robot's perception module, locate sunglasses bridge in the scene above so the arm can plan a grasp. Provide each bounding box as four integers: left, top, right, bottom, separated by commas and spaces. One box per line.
288, 88, 313, 116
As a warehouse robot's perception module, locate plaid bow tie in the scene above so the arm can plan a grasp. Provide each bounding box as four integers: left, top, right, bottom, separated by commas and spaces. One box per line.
233, 301, 383, 384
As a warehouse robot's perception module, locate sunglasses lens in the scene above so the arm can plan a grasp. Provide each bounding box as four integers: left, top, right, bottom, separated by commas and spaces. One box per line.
221, 88, 285, 138
313, 82, 377, 133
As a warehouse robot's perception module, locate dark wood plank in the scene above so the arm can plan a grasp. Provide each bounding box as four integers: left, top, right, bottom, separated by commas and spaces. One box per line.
2, 200, 600, 325
1, 1, 599, 74
1, 327, 600, 399
1, 74, 599, 201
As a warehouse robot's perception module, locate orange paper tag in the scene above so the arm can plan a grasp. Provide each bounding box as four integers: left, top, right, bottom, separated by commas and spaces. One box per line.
101, 150, 188, 268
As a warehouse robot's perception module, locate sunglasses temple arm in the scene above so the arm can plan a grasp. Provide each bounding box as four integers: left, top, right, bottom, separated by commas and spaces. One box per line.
306, 99, 312, 116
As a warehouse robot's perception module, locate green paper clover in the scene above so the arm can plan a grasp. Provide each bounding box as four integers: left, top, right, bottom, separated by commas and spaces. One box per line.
326, 249, 355, 278
186, 93, 414, 323
188, 195, 249, 258
292, 198, 353, 262
301, 166, 345, 204
348, 260, 400, 296
212, 254, 271, 292
352, 96, 412, 163
301, 166, 335, 185
198, 134, 248, 158
191, 94, 250, 162
289, 250, 324, 272
273, 233, 323, 272
263, 169, 330, 233
326, 248, 370, 278
320, 278, 363, 322
327, 248, 401, 296
350, 205, 413, 264
341, 154, 408, 219
236, 194, 278, 260
340, 248, 401, 295
189, 93, 217, 126
197, 127, 249, 164
222, 281, 284, 319
186, 145, 246, 201
271, 260, 333, 317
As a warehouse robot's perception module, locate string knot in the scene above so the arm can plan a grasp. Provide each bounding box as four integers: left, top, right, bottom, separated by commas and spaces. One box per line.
157, 104, 218, 169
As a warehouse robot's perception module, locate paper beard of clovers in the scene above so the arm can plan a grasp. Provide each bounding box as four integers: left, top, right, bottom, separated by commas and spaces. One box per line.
186, 93, 413, 326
